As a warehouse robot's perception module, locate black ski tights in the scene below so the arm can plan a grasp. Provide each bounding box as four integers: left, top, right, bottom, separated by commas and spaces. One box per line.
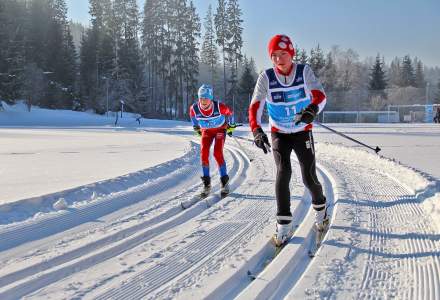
271, 131, 326, 223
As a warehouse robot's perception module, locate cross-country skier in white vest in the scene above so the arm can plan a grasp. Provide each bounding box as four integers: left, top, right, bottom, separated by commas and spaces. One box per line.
190, 84, 234, 198
248, 34, 328, 246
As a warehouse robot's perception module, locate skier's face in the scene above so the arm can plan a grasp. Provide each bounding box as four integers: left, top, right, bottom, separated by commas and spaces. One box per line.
271, 50, 293, 73
199, 98, 212, 110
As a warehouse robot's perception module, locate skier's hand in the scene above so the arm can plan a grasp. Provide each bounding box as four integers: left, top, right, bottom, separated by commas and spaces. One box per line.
253, 127, 271, 154
193, 125, 202, 137
226, 123, 237, 137
294, 103, 318, 125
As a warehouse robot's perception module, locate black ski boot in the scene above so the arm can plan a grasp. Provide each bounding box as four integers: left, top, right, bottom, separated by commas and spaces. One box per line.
220, 175, 230, 197
200, 176, 211, 198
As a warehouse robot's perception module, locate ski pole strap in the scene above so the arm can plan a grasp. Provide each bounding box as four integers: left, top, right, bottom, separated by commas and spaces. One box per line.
316, 122, 381, 153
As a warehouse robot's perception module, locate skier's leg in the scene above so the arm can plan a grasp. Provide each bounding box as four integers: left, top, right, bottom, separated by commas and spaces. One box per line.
213, 130, 227, 175
292, 131, 327, 225
200, 133, 215, 196
213, 130, 229, 193
271, 132, 294, 223
200, 132, 215, 175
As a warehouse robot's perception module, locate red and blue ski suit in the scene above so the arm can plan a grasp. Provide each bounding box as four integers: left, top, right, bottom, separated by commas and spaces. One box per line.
190, 101, 233, 177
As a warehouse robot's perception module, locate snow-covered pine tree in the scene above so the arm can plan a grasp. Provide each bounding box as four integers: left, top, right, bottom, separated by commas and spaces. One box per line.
79, 0, 104, 111
400, 55, 416, 87
158, 0, 172, 117
200, 5, 219, 88
369, 54, 387, 92
214, 0, 229, 101
297, 49, 309, 64
113, 0, 142, 111
101, 0, 117, 80
226, 0, 243, 109
309, 44, 325, 77
0, 0, 26, 103
320, 52, 337, 92
171, 0, 187, 119
50, 0, 77, 108
368, 54, 387, 109
337, 48, 360, 92
69, 21, 86, 51
388, 57, 402, 87
27, 0, 51, 70
142, 0, 162, 115
80, 29, 100, 110
182, 1, 200, 118
414, 57, 426, 89
236, 56, 256, 122
162, 0, 178, 118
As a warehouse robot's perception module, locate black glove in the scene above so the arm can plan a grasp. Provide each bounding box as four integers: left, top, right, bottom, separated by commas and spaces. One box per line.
193, 125, 202, 137
294, 103, 318, 125
252, 127, 271, 154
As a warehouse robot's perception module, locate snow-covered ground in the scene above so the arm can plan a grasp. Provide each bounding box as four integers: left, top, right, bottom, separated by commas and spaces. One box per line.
0, 128, 189, 205
0, 103, 439, 299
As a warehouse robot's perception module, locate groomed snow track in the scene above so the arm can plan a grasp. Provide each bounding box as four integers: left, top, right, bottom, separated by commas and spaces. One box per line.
0, 140, 248, 299
0, 133, 439, 300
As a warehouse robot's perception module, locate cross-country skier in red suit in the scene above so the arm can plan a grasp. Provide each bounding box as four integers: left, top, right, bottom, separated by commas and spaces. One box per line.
190, 84, 234, 198
248, 34, 328, 246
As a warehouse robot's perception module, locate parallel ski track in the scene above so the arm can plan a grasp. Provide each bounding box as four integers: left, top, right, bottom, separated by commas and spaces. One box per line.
353, 170, 440, 300
289, 154, 440, 300
96, 222, 249, 300
0, 146, 201, 254
235, 161, 335, 300
152, 204, 276, 300
92, 144, 251, 300
0, 144, 246, 300
94, 140, 313, 300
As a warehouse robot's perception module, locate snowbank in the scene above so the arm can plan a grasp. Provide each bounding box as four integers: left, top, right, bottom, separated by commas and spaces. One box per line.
0, 101, 190, 128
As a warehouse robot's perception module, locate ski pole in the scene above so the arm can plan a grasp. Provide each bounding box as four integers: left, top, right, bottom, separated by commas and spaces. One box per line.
227, 123, 255, 162
232, 135, 254, 162
316, 122, 381, 153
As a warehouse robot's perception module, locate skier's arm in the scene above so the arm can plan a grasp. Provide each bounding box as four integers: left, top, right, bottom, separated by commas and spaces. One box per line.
219, 102, 234, 125
304, 65, 326, 113
249, 72, 268, 132
219, 103, 233, 117
189, 105, 199, 127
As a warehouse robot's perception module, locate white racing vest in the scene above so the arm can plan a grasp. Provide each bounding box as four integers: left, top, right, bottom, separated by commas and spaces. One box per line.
192, 101, 226, 129
265, 64, 311, 132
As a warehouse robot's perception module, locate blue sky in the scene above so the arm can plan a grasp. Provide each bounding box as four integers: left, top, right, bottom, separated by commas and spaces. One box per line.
67, 0, 440, 70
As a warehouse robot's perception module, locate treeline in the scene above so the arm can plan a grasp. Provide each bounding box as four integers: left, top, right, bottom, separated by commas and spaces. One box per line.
0, 0, 77, 111
0, 0, 256, 121
295, 45, 440, 111
1, 0, 439, 120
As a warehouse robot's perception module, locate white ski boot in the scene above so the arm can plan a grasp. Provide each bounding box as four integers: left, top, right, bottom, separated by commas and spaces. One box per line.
309, 207, 330, 257
200, 176, 211, 198
314, 206, 329, 233
273, 222, 293, 247
220, 175, 230, 197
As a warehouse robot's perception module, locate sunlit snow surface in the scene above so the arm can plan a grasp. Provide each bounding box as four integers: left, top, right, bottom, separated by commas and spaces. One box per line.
0, 103, 439, 299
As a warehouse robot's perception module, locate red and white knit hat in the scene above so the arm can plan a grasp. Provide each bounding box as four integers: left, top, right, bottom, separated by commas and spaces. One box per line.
268, 34, 295, 57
